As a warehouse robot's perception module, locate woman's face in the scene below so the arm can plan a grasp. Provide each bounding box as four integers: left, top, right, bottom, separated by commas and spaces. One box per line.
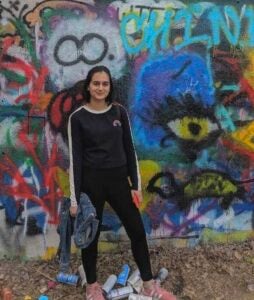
88, 71, 110, 102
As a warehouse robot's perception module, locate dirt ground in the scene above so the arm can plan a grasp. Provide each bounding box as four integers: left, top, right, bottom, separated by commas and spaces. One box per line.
1, 240, 254, 300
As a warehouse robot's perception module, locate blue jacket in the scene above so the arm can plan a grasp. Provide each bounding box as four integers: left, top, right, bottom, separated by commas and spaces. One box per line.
57, 193, 98, 272
74, 193, 99, 249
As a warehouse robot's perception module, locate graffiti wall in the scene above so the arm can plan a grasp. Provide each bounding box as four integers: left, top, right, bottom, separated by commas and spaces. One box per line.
1, 0, 254, 258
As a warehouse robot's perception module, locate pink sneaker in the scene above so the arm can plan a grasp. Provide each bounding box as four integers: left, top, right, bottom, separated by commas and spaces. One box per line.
86, 282, 105, 300
141, 280, 176, 300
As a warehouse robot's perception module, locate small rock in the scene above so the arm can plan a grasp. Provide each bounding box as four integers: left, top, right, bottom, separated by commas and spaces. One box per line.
39, 278, 47, 286
234, 251, 242, 260
39, 286, 48, 294
48, 281, 58, 289
247, 284, 254, 292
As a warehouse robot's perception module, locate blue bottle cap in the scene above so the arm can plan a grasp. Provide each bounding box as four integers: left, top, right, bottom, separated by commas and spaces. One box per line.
38, 296, 49, 300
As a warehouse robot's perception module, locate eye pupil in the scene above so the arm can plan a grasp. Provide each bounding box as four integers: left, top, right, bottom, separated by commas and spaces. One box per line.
188, 122, 201, 135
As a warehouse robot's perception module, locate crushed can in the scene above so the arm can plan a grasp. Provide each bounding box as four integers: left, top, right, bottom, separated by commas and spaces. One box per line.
132, 278, 143, 293
127, 269, 140, 287
155, 267, 169, 283
56, 272, 79, 286
107, 285, 133, 300
102, 274, 117, 294
116, 264, 130, 286
128, 293, 153, 300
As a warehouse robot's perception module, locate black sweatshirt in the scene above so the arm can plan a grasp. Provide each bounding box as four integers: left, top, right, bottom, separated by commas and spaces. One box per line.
68, 103, 141, 206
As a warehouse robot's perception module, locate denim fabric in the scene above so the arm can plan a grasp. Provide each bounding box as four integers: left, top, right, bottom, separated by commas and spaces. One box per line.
74, 193, 99, 249
57, 193, 98, 272
57, 197, 74, 272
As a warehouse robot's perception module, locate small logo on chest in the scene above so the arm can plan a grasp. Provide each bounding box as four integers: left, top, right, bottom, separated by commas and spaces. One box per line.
113, 120, 122, 127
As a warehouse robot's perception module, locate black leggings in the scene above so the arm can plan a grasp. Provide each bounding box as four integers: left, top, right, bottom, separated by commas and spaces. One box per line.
81, 166, 153, 284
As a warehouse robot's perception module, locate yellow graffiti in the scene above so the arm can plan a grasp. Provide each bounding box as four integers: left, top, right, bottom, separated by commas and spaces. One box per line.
139, 160, 161, 210
229, 121, 254, 152
170, 116, 210, 142
98, 241, 118, 252
55, 167, 70, 197
34, 92, 53, 112
201, 228, 254, 244
41, 246, 58, 260
243, 49, 254, 89
184, 172, 237, 199
0, 21, 16, 35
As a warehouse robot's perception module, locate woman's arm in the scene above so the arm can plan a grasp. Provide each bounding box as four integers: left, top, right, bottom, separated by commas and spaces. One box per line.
120, 105, 141, 192
68, 111, 83, 208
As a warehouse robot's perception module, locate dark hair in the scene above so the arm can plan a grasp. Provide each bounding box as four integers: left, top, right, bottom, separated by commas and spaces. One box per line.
83, 65, 114, 104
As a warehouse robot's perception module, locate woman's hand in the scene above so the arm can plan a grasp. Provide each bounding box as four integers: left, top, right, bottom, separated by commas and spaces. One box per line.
131, 190, 143, 208
70, 205, 78, 217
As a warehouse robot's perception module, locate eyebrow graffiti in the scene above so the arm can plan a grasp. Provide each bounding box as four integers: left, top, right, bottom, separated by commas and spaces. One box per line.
147, 170, 254, 210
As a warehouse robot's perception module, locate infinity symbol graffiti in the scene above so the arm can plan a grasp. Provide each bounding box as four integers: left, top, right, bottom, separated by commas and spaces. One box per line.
54, 34, 109, 66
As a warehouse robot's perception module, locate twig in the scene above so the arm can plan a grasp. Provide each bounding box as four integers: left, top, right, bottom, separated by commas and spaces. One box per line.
36, 269, 56, 282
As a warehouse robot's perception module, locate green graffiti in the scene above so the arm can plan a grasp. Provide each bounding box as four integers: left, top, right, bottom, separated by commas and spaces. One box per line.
0, 69, 26, 84
11, 19, 40, 69
184, 172, 238, 199
41, 8, 83, 37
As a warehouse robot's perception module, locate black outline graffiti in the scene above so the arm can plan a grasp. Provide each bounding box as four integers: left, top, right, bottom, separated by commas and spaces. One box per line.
8, 0, 20, 11
138, 93, 222, 161
54, 34, 109, 66
0, 1, 28, 19
118, 4, 166, 21
147, 170, 254, 210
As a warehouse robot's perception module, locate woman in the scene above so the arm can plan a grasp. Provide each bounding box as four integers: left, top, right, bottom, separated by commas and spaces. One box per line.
68, 65, 176, 300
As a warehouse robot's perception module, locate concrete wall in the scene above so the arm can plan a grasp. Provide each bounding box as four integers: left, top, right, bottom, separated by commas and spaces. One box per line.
1, 0, 254, 258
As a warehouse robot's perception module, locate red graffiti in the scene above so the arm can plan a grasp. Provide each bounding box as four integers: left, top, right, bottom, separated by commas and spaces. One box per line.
48, 81, 84, 137
221, 137, 254, 160
0, 121, 63, 224
1, 36, 48, 108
